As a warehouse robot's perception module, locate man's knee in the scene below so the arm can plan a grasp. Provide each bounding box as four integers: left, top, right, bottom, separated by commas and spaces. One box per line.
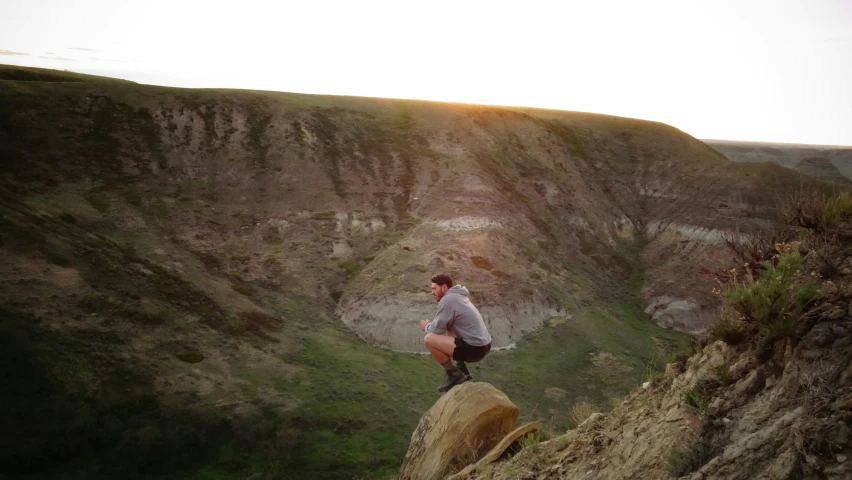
424, 333, 436, 347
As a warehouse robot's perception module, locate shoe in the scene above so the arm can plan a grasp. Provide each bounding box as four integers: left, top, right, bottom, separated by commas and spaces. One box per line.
437, 369, 467, 393
456, 361, 473, 381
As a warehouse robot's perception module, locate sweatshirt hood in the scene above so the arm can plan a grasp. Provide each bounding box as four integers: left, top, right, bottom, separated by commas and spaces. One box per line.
447, 285, 469, 297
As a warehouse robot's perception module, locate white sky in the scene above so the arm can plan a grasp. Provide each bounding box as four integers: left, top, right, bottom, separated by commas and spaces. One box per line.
1, 0, 851, 145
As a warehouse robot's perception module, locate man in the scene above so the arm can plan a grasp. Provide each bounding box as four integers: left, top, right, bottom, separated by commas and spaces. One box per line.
419, 274, 492, 393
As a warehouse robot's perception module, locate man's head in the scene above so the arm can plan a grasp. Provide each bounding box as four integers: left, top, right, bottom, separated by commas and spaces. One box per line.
430, 274, 453, 302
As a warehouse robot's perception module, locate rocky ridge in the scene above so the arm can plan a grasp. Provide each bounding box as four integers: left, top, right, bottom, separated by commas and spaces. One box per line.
447, 248, 852, 479
706, 139, 852, 186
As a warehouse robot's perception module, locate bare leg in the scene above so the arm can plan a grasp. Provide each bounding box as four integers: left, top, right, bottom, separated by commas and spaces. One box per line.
424, 329, 456, 364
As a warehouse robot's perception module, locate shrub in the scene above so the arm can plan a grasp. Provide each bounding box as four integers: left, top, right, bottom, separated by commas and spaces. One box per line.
779, 189, 830, 231
683, 381, 712, 411
518, 429, 549, 454
820, 190, 852, 227
721, 249, 819, 344
717, 229, 793, 276
667, 438, 713, 476
709, 364, 733, 386
780, 189, 852, 232
569, 402, 599, 426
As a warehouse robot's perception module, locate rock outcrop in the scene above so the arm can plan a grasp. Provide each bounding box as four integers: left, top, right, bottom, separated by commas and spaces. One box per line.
453, 253, 852, 479
398, 382, 520, 480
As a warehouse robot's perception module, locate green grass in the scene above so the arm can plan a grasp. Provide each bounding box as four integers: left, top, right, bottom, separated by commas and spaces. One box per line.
482, 306, 686, 428
722, 251, 819, 348
206, 235, 688, 478
822, 190, 852, 226
683, 382, 711, 411
167, 240, 687, 478
198, 298, 687, 478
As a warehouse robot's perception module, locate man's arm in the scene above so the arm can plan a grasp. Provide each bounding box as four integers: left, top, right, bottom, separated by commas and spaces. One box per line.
425, 300, 452, 334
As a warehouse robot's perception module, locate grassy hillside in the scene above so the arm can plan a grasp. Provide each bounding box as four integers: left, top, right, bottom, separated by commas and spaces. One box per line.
0, 64, 824, 479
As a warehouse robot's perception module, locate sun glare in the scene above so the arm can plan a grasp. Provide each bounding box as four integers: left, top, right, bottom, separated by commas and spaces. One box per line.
1, 0, 850, 145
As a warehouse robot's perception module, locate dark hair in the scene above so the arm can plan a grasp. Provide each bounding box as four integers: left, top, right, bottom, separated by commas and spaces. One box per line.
431, 274, 453, 289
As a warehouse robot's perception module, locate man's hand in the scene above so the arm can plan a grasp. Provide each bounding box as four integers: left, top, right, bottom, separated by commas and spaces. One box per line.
419, 320, 429, 332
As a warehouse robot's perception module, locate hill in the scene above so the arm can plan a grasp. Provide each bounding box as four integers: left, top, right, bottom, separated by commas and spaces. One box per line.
0, 64, 836, 479
706, 139, 852, 185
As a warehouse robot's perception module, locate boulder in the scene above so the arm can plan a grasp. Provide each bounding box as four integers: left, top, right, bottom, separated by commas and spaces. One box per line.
397, 382, 519, 480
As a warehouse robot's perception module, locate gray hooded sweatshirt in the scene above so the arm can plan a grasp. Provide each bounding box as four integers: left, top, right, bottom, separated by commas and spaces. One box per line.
426, 285, 492, 346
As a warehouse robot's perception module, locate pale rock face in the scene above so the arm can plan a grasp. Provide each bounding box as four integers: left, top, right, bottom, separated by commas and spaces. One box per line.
644, 296, 715, 333
434, 216, 502, 231
646, 221, 728, 244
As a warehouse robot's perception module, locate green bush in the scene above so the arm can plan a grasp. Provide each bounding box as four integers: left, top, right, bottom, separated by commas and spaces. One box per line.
722, 249, 819, 344
518, 427, 553, 454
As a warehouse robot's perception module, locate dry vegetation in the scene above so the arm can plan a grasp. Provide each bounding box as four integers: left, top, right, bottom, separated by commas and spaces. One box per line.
707, 190, 852, 353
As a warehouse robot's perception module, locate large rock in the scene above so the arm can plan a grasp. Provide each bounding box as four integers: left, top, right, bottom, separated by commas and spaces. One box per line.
397, 382, 519, 480
644, 295, 714, 333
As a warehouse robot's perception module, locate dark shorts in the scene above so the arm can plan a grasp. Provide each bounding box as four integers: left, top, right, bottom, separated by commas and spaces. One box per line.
452, 337, 492, 363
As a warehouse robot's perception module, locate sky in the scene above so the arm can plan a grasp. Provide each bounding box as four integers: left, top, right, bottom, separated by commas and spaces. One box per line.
1, 0, 851, 146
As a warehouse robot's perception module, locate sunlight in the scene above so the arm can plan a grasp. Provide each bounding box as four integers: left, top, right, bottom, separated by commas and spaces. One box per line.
1, 0, 850, 145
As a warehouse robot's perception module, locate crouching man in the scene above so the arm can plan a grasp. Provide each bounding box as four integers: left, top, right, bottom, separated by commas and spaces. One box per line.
419, 274, 492, 393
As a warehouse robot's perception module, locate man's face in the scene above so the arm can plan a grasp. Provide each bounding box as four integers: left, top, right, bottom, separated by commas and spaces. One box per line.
431, 282, 448, 302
